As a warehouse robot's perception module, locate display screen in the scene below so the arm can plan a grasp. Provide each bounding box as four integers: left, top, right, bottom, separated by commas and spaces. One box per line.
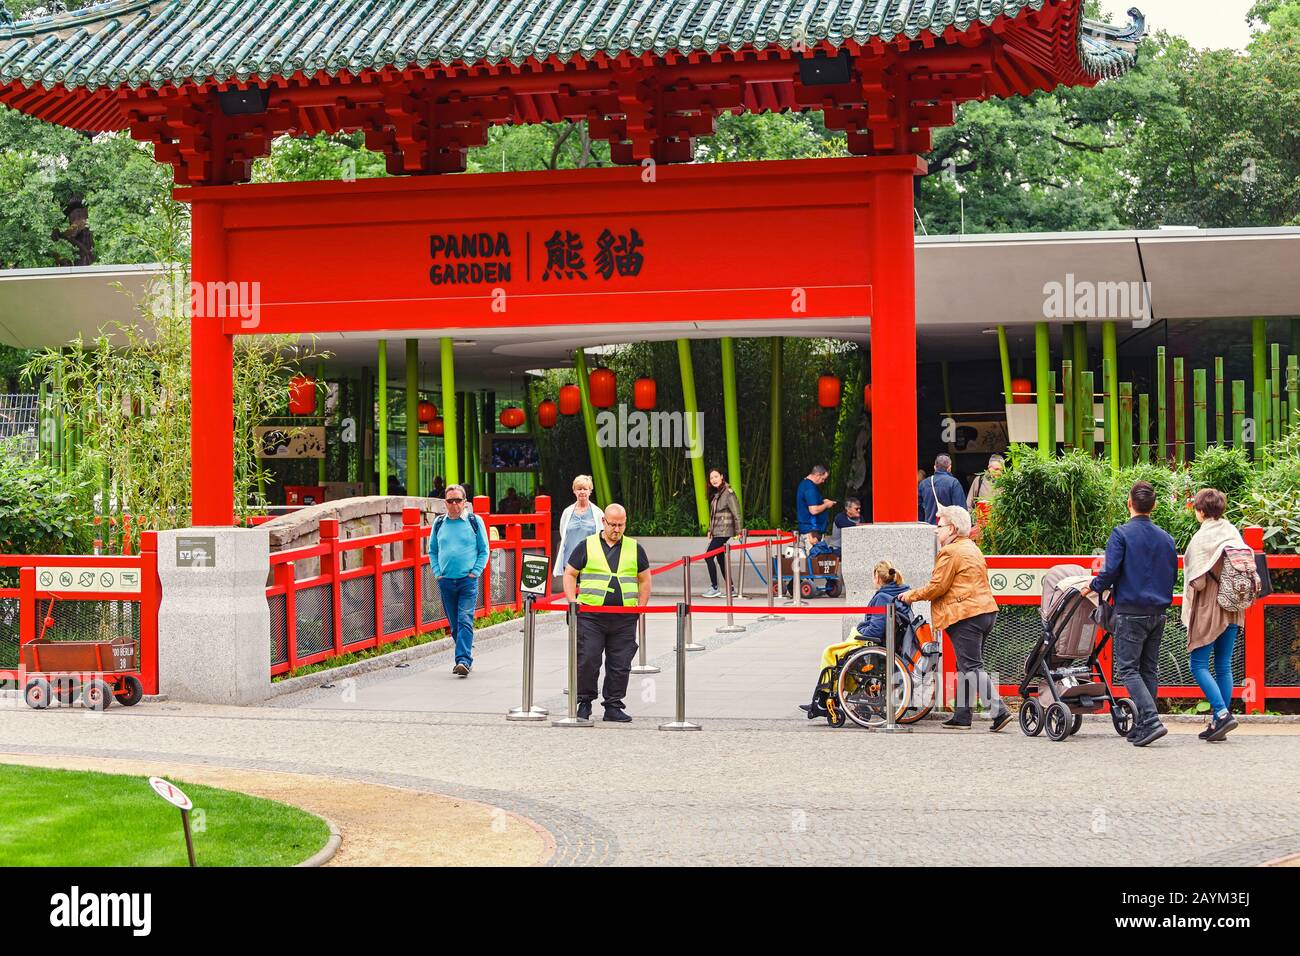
481, 434, 541, 473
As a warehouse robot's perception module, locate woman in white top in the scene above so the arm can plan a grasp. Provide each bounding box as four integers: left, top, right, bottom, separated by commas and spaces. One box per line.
555, 474, 605, 577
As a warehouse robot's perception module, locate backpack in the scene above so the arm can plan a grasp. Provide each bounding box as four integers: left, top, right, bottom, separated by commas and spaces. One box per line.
1215, 547, 1261, 612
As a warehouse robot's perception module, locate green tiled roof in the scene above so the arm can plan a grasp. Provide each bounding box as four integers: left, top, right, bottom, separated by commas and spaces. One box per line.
0, 1, 1139, 92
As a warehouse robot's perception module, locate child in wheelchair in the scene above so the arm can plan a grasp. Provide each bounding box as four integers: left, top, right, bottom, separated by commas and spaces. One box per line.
799, 561, 911, 721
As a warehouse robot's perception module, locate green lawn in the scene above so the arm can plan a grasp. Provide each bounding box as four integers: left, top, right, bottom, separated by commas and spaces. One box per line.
0, 765, 330, 866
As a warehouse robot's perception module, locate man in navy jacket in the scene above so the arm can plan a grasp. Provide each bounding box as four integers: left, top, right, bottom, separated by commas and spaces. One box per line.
1089, 481, 1178, 747
918, 454, 966, 525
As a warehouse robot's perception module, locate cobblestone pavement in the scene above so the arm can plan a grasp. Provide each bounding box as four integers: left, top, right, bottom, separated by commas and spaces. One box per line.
3, 695, 1298, 866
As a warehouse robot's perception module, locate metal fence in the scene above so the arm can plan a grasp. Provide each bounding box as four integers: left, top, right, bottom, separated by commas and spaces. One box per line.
0, 394, 38, 459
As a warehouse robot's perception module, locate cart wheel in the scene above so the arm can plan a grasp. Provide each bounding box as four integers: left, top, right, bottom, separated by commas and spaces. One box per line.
53, 676, 80, 706
826, 579, 843, 598
1019, 698, 1045, 737
114, 676, 144, 707
1111, 698, 1137, 737
800, 581, 815, 599
24, 678, 52, 710
82, 679, 113, 711
1044, 702, 1070, 742
1069, 713, 1084, 736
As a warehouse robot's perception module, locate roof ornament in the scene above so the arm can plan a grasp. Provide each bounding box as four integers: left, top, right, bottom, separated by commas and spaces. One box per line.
1117, 7, 1147, 42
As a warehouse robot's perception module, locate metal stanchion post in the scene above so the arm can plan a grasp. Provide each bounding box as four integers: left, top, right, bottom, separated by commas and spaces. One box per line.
507, 594, 548, 721
552, 603, 592, 727
630, 610, 659, 674
716, 541, 745, 633
759, 539, 783, 621
734, 530, 748, 599
874, 601, 911, 734
789, 538, 803, 606
659, 603, 701, 731
682, 556, 704, 651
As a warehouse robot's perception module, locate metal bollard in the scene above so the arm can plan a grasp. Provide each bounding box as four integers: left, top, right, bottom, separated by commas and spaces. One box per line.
874, 601, 911, 734
734, 529, 748, 599
658, 603, 701, 732
630, 610, 659, 674
682, 556, 704, 651
790, 538, 803, 606
715, 541, 745, 634
552, 603, 593, 727
759, 539, 783, 622
507, 595, 548, 721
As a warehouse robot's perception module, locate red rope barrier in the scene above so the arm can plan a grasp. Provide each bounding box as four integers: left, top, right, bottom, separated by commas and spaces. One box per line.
686, 604, 885, 615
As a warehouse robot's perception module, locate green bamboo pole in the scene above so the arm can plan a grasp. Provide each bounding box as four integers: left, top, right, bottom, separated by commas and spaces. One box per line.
1193, 368, 1207, 457
1047, 370, 1057, 451
1252, 389, 1264, 464
52, 363, 62, 475
770, 338, 783, 528
1101, 357, 1114, 468
404, 343, 418, 495
359, 365, 372, 493
1080, 371, 1095, 456
720, 337, 744, 518
675, 339, 709, 532
1119, 382, 1134, 467
574, 348, 613, 507
1139, 393, 1151, 463
1252, 319, 1269, 446
1288, 355, 1299, 428
996, 325, 1013, 406
1173, 357, 1186, 465
1156, 346, 1167, 464
1102, 321, 1119, 470
1214, 356, 1225, 446
1270, 342, 1282, 444
1232, 380, 1246, 450
1062, 359, 1075, 450
1072, 324, 1088, 451
37, 380, 47, 463
439, 337, 458, 486
378, 339, 389, 494
1035, 322, 1052, 458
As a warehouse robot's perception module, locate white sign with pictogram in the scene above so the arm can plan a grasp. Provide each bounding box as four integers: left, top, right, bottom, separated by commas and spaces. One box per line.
148, 777, 193, 811
987, 568, 1049, 597
35, 566, 141, 594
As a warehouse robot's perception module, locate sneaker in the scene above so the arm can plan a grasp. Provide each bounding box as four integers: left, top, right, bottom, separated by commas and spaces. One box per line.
452, 662, 470, 677
941, 716, 971, 729
702, 587, 722, 598
576, 701, 592, 720
1197, 721, 1216, 740
1132, 723, 1168, 747
603, 708, 632, 723
1206, 714, 1239, 742
989, 709, 1014, 733
798, 703, 827, 721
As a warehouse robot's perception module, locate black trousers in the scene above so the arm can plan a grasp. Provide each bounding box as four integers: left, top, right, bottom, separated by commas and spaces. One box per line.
577, 612, 640, 710
946, 610, 1006, 721
704, 536, 729, 588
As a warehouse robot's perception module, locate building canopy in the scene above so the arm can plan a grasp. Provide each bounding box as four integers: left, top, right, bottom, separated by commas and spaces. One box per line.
0, 0, 1141, 184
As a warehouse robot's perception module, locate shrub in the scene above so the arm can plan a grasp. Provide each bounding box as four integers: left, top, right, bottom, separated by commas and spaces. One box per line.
0, 447, 95, 564
1189, 444, 1253, 507
1238, 436, 1300, 554
982, 447, 1114, 555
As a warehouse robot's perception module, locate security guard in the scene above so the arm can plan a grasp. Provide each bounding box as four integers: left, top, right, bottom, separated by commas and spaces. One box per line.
562, 503, 651, 722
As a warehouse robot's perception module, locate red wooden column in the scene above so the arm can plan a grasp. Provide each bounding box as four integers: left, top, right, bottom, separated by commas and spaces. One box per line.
1243, 525, 1266, 714
189, 197, 235, 527
867, 156, 926, 521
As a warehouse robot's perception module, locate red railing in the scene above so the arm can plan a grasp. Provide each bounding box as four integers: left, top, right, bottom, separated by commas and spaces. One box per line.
265, 495, 552, 677
0, 532, 160, 694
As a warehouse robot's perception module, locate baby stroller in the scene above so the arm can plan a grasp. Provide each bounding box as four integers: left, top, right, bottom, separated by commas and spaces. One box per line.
1018, 564, 1138, 742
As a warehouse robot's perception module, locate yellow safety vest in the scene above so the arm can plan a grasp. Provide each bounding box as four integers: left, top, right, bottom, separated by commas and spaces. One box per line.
577, 534, 641, 607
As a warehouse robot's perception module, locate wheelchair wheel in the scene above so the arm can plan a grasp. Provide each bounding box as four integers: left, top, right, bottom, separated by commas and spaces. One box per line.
899, 669, 936, 724
825, 696, 846, 727
836, 646, 912, 729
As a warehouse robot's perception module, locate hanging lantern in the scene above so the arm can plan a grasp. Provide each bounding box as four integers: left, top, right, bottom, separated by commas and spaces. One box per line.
431, 417, 445, 437
1011, 378, 1034, 405
589, 366, 616, 408
499, 406, 526, 429
634, 376, 657, 411
817, 373, 841, 409
537, 399, 559, 429
289, 374, 316, 415
558, 384, 581, 416
863, 383, 872, 413
417, 400, 437, 424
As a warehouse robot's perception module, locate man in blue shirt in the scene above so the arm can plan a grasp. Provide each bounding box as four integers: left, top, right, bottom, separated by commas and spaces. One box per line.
796, 465, 836, 549
1089, 481, 1178, 747
428, 485, 489, 677
918, 454, 966, 525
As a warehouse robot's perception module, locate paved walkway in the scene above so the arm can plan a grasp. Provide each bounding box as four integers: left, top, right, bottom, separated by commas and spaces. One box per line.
3, 605, 1299, 866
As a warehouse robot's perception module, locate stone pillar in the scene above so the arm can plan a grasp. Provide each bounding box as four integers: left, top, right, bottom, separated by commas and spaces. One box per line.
157, 527, 271, 705
840, 523, 938, 638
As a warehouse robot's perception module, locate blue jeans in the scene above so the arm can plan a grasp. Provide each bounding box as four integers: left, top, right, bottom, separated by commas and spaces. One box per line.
1190, 624, 1238, 717
437, 575, 479, 667
1113, 612, 1166, 730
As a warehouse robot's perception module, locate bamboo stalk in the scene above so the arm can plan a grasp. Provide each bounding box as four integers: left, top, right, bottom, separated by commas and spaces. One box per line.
1232, 380, 1245, 450
1081, 370, 1096, 456
1073, 323, 1089, 452
1173, 357, 1186, 465
1271, 343, 1282, 444
1139, 393, 1151, 463
1193, 368, 1207, 457
1253, 389, 1264, 464
1288, 355, 1299, 427
1047, 370, 1057, 453
1062, 359, 1075, 450
1119, 382, 1134, 468
1156, 346, 1167, 464
1253, 319, 1269, 444
997, 325, 1013, 406
1214, 356, 1225, 446
1102, 357, 1113, 468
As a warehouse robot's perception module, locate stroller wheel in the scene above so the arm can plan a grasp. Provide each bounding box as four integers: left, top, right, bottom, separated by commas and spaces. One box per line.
1111, 698, 1137, 737
1019, 698, 1045, 737
1044, 703, 1071, 742
1069, 713, 1084, 736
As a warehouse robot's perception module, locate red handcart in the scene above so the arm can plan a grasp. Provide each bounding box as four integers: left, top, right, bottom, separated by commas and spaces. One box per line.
19, 595, 145, 710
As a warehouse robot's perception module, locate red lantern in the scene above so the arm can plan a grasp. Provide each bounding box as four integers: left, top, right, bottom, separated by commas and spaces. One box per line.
558, 384, 581, 416
817, 373, 841, 409
1011, 378, 1033, 405
537, 399, 558, 429
431, 417, 445, 437
417, 400, 437, 424
589, 366, 616, 408
289, 374, 316, 415
862, 383, 872, 413
499, 406, 525, 429
634, 376, 656, 410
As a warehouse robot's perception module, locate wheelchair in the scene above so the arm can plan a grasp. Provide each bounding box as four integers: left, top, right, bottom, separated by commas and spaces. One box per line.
816, 608, 942, 729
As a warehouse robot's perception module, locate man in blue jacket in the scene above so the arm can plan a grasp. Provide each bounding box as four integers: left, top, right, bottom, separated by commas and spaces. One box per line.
1089, 481, 1178, 747
918, 454, 966, 525
428, 485, 489, 677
